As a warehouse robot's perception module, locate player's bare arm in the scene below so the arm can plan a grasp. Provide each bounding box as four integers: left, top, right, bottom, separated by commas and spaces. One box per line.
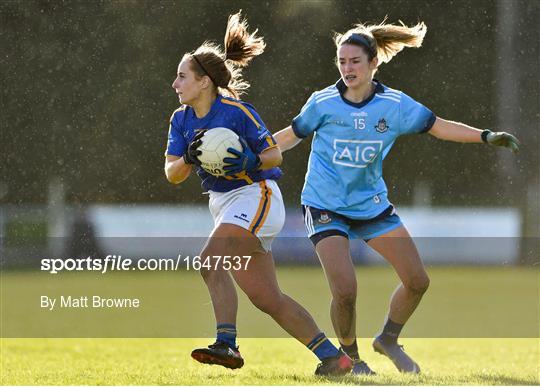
164, 155, 192, 184
274, 125, 302, 152
430, 117, 519, 152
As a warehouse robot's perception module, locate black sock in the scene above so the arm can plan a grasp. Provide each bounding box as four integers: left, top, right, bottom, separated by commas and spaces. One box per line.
379, 318, 404, 344
340, 340, 359, 361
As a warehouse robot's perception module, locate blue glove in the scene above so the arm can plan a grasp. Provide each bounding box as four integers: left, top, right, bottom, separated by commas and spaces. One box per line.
223, 138, 261, 176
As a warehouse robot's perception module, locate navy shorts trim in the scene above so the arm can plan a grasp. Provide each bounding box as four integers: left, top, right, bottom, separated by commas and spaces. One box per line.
303, 205, 401, 245
309, 229, 349, 246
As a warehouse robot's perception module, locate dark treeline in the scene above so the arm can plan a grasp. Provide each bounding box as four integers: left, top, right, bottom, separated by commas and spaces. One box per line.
2, 0, 538, 206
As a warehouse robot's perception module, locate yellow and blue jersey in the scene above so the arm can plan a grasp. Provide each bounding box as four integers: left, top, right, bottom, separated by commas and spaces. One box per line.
292, 79, 436, 220
166, 95, 281, 192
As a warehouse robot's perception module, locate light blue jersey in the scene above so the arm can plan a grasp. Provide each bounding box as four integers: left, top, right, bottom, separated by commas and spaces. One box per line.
292, 79, 436, 220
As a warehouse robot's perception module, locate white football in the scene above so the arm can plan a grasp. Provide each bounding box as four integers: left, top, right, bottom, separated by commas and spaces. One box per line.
198, 127, 243, 177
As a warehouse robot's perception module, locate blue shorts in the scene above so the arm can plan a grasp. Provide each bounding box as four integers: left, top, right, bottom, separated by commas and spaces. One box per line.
302, 205, 403, 245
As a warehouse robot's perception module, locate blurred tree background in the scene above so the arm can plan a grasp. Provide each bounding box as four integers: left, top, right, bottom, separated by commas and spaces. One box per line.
2, 0, 538, 207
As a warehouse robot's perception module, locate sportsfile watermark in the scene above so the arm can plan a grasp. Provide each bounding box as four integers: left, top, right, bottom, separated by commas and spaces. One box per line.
40, 255, 252, 274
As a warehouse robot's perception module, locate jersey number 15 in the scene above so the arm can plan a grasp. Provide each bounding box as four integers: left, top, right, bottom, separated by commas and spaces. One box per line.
353, 118, 366, 130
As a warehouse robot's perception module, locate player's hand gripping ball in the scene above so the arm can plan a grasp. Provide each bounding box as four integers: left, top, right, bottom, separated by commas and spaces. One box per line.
182, 130, 205, 166
197, 128, 243, 176
223, 137, 261, 176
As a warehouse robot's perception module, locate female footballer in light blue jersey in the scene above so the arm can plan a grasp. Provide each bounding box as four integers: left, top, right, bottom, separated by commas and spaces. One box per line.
275, 20, 519, 375
164, 12, 352, 376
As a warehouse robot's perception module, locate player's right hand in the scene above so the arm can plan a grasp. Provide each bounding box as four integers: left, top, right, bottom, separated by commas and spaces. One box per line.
183, 130, 205, 166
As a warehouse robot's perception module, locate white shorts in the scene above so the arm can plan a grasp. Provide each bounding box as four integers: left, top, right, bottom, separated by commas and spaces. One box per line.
208, 179, 285, 252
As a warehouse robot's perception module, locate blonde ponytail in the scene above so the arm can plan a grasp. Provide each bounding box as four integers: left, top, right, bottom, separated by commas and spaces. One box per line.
335, 20, 427, 64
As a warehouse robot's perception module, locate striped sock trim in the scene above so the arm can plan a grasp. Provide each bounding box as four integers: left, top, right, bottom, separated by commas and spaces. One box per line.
217, 324, 237, 333
307, 333, 327, 350
217, 323, 236, 329
217, 328, 237, 334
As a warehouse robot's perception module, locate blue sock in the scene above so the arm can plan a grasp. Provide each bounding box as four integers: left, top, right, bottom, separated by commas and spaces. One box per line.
216, 323, 237, 348
307, 332, 339, 360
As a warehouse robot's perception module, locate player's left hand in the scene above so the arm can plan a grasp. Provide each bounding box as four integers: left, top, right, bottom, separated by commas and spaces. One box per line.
223, 138, 261, 175
484, 130, 520, 154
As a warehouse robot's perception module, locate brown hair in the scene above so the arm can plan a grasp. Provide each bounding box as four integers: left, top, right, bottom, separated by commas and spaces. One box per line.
334, 19, 427, 64
185, 11, 265, 99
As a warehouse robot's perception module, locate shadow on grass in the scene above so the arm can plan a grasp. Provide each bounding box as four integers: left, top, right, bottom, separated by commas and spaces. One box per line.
241, 372, 539, 386
469, 373, 539, 386
267, 373, 427, 386
150, 370, 539, 386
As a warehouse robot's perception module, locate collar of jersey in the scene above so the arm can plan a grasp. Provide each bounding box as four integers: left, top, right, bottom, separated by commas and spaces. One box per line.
335, 78, 385, 108
189, 94, 223, 125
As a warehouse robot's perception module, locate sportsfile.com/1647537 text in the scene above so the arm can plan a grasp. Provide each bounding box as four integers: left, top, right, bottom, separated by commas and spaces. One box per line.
40, 255, 252, 274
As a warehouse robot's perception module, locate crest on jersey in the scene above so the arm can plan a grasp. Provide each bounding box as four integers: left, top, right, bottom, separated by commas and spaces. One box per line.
319, 212, 331, 224
375, 118, 389, 133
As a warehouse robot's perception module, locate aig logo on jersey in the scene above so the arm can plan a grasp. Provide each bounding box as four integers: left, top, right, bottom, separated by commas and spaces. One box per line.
375, 118, 390, 133
333, 139, 383, 168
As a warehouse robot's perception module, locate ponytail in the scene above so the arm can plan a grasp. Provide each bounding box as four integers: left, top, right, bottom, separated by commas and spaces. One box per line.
186, 11, 265, 99
224, 11, 266, 67
335, 19, 427, 64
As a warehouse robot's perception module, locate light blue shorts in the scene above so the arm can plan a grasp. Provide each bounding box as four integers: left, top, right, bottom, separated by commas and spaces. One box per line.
302, 205, 403, 245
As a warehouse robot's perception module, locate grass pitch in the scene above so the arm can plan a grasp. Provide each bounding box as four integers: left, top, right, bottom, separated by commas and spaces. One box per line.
1, 266, 538, 385
1, 338, 538, 385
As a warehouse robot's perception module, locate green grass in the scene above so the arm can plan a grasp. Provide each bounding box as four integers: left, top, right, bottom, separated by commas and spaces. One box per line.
1, 267, 538, 338
1, 266, 539, 384
1, 338, 538, 385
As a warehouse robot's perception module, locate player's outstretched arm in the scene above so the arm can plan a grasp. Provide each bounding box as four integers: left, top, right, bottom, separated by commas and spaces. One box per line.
429, 117, 519, 153
164, 155, 192, 184
274, 126, 303, 153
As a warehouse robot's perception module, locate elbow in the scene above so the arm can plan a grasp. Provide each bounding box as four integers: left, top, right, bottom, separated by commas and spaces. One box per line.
166, 174, 181, 185
167, 173, 189, 185
165, 170, 181, 184
164, 158, 191, 185
167, 169, 191, 184
164, 165, 190, 185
